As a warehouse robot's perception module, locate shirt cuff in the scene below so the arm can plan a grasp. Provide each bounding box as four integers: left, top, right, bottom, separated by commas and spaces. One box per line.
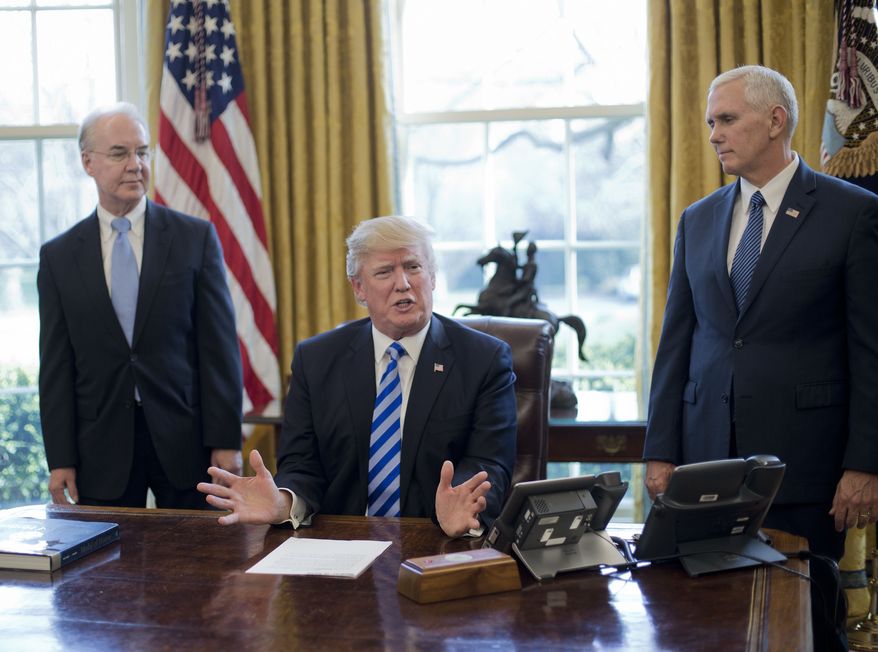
277, 487, 311, 528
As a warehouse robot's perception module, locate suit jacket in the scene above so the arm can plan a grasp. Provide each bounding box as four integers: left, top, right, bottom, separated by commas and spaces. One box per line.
38, 200, 243, 499
645, 160, 878, 504
274, 314, 517, 528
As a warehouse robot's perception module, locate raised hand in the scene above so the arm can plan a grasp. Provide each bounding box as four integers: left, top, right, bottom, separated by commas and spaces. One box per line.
197, 449, 291, 526
434, 460, 491, 538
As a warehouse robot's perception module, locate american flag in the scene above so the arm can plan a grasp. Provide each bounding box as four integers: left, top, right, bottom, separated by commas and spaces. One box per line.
155, 0, 281, 418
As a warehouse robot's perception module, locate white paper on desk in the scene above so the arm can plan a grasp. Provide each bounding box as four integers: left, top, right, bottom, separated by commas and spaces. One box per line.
246, 538, 392, 579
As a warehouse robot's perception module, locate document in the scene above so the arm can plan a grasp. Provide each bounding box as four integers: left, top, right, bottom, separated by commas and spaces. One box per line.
247, 538, 392, 579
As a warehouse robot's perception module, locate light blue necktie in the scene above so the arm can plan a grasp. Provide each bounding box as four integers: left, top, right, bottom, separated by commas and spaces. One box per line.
368, 342, 406, 517
730, 191, 765, 314
111, 217, 139, 345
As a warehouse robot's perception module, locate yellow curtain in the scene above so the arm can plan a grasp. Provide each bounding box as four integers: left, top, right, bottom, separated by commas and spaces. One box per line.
146, 0, 393, 371
145, 0, 393, 470
646, 0, 834, 361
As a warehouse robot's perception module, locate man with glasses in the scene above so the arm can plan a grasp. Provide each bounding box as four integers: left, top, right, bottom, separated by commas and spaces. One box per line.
37, 102, 243, 509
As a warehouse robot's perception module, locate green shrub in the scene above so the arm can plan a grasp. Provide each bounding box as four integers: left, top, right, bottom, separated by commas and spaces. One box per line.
0, 367, 49, 508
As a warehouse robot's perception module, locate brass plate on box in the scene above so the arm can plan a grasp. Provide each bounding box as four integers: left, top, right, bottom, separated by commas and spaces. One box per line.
397, 547, 521, 604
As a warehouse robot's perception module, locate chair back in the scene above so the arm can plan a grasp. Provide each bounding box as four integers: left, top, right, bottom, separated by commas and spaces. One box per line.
454, 316, 554, 485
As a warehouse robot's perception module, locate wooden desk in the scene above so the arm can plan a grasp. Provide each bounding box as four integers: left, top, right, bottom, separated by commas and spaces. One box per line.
0, 504, 811, 651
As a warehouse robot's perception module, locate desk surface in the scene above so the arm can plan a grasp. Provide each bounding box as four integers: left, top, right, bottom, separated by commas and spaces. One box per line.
0, 505, 811, 651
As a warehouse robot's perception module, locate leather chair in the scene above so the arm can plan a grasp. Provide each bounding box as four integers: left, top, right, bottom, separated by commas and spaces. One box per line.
454, 316, 554, 485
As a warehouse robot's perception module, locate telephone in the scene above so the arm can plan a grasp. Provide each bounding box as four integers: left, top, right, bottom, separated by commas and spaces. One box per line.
635, 455, 787, 576
483, 472, 629, 580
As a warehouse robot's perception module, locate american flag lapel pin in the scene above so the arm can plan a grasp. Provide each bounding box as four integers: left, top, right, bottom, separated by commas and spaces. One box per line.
434, 363, 444, 373
785, 207, 800, 218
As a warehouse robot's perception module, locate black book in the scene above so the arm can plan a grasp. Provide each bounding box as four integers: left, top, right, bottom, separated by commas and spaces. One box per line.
0, 517, 119, 572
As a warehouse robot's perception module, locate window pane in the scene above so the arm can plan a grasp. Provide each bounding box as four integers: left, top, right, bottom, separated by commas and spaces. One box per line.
434, 248, 487, 317
400, 0, 487, 112
0, 11, 34, 124
37, 8, 115, 123
575, 247, 639, 380
0, 386, 48, 509
0, 266, 39, 371
405, 123, 484, 241
565, 0, 647, 105
43, 138, 95, 240
491, 120, 564, 240
399, 0, 646, 112
528, 247, 565, 305
481, 0, 585, 109
573, 117, 645, 241
0, 266, 41, 510
0, 141, 39, 260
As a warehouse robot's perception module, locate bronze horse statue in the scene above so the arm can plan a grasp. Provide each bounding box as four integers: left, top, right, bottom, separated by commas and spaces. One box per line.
454, 241, 588, 361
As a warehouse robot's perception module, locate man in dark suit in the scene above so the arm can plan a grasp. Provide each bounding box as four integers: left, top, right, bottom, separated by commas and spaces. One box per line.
198, 215, 517, 537
38, 103, 243, 509
644, 65, 878, 560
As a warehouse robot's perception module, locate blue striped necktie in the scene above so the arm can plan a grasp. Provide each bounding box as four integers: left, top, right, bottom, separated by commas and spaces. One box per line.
368, 342, 406, 517
110, 217, 139, 345
730, 191, 765, 314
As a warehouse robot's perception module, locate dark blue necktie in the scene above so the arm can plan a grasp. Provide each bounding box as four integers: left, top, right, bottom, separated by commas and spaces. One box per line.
110, 217, 139, 345
730, 191, 765, 314
368, 342, 406, 517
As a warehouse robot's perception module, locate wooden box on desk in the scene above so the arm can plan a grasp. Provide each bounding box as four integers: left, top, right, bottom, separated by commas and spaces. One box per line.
397, 547, 521, 603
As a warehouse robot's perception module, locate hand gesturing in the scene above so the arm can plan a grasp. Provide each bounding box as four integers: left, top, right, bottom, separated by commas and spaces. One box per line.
197, 449, 290, 525
434, 460, 491, 537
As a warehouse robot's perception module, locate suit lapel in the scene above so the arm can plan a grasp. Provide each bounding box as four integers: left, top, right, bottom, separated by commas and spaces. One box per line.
739, 162, 816, 318
72, 212, 128, 343
399, 316, 453, 508
343, 321, 379, 507
712, 182, 739, 316
133, 201, 172, 347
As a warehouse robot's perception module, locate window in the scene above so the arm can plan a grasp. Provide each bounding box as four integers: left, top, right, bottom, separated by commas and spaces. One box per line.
388, 0, 648, 420
0, 0, 142, 508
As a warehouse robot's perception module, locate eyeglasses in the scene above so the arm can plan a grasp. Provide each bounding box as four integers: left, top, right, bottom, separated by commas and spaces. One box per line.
88, 146, 152, 164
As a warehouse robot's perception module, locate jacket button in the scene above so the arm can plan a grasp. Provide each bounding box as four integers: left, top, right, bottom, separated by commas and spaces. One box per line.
721, 394, 729, 404
124, 400, 132, 409
129, 354, 137, 363
733, 339, 743, 349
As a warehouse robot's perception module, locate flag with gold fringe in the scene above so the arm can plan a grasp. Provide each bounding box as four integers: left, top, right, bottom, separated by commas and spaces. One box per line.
822, 0, 878, 192
155, 0, 281, 420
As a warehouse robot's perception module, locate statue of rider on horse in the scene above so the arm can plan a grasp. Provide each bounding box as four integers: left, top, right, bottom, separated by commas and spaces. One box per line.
454, 231, 588, 362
